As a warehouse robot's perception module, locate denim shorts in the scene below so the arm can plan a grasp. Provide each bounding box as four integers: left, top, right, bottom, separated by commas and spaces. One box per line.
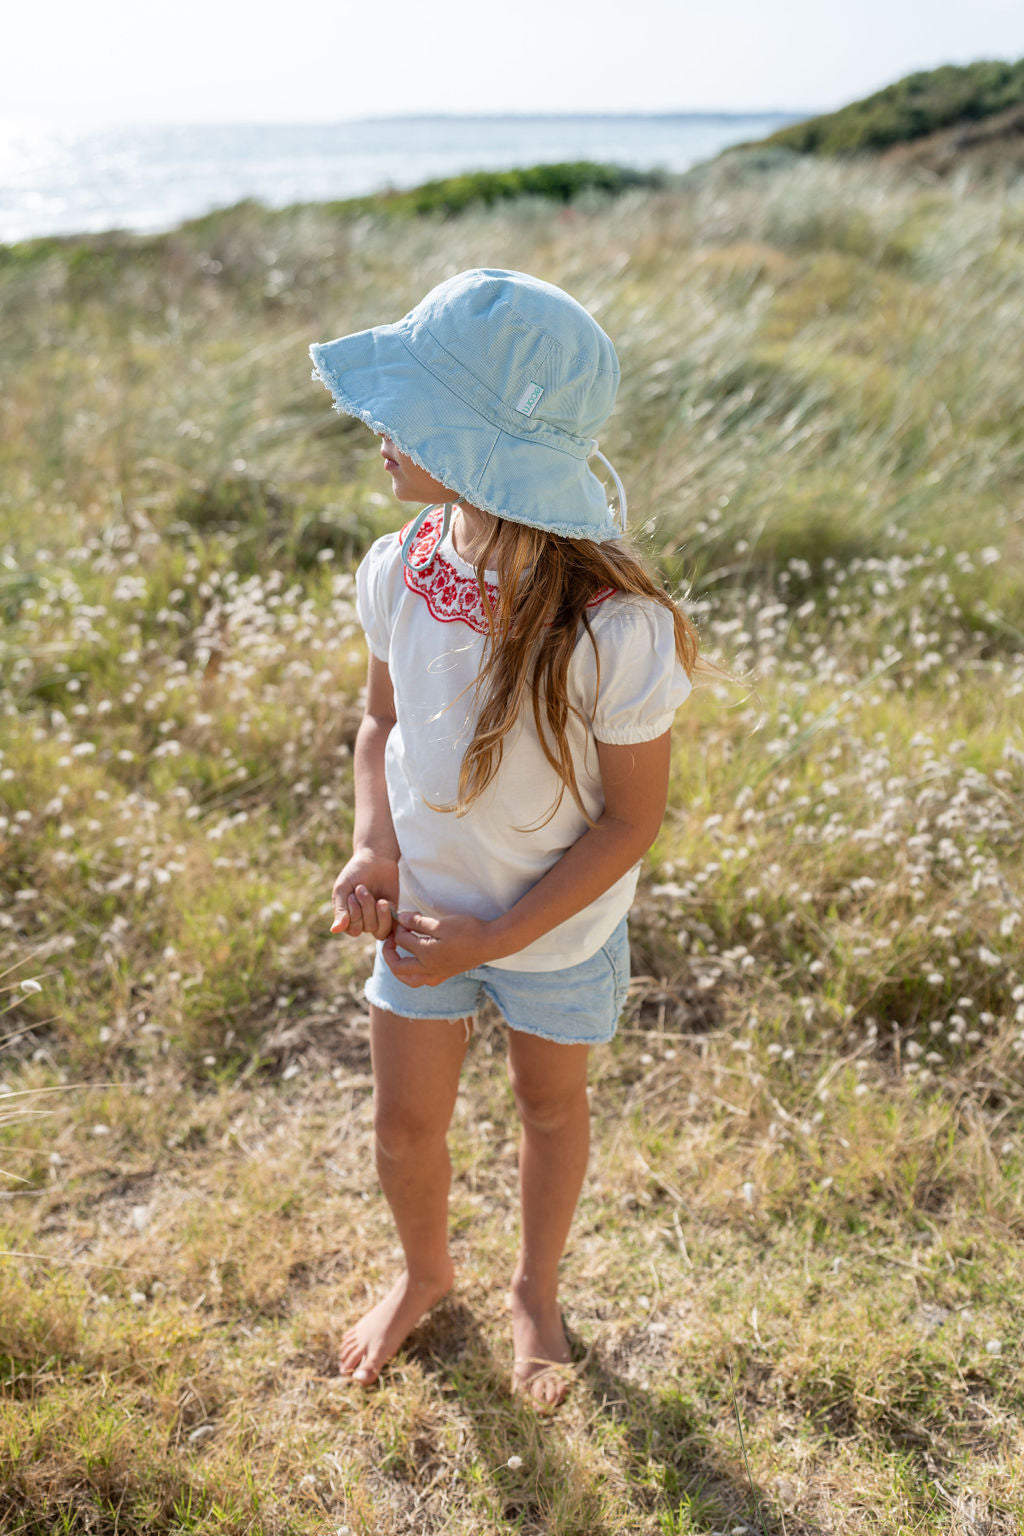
365, 917, 630, 1045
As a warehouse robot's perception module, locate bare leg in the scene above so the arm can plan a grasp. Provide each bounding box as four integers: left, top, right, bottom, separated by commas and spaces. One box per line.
506, 1030, 591, 1407
338, 1006, 471, 1386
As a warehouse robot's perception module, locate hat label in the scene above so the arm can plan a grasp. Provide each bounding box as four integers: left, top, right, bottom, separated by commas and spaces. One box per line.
514, 381, 545, 417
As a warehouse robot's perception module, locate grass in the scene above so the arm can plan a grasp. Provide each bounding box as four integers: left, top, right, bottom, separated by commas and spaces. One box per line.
1, 151, 1023, 1532
759, 56, 1024, 156
325, 161, 668, 219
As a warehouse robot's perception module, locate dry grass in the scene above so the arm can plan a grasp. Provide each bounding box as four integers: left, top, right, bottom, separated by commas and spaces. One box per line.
4, 1005, 1024, 1534
2, 154, 1023, 1532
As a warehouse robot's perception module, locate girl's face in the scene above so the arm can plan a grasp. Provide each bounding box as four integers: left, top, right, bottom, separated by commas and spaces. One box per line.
380, 437, 458, 504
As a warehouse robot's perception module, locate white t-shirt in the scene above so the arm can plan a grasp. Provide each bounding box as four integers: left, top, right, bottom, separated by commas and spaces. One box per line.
355, 508, 692, 971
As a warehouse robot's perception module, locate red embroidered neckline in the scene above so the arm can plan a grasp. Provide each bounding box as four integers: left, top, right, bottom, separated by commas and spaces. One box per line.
399, 508, 616, 636
400, 509, 499, 634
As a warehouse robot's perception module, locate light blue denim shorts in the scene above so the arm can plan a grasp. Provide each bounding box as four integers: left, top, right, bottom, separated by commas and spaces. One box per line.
365, 918, 629, 1046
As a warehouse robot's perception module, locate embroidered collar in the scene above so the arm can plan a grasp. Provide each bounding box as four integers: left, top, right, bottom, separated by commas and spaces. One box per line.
400, 508, 498, 635
399, 508, 616, 636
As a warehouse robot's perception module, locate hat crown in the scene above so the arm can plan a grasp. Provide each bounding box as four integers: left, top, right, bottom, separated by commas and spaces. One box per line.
309, 267, 625, 541
400, 269, 620, 443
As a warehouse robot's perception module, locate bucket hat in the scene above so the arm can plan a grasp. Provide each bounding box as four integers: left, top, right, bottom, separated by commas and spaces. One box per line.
309, 268, 627, 544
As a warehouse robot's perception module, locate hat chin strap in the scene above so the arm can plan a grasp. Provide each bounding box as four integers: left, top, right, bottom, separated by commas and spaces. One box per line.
401, 502, 453, 571
590, 445, 628, 533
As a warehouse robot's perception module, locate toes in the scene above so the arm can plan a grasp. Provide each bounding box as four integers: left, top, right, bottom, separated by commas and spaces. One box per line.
353, 1342, 389, 1386
542, 1374, 568, 1408
339, 1332, 368, 1377
339, 1333, 388, 1387
529, 1371, 561, 1408
513, 1359, 571, 1409
341, 1351, 379, 1386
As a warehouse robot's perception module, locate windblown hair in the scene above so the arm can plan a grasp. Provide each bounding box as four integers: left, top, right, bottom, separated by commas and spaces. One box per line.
441, 514, 703, 822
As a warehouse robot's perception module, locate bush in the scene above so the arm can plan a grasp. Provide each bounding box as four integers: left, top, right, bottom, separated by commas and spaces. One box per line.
765, 58, 1024, 155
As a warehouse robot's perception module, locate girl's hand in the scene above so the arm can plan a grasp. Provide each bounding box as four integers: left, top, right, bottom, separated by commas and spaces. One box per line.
382, 911, 494, 986
331, 853, 400, 939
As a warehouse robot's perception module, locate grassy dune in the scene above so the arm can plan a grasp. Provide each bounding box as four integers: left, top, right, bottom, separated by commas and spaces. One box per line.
761, 57, 1024, 156
1, 156, 1023, 1534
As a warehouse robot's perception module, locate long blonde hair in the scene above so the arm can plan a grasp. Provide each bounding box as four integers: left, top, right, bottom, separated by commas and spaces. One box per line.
439, 514, 702, 822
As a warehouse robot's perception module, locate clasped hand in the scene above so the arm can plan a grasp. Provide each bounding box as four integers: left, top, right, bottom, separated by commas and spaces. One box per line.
330, 852, 399, 940
331, 857, 496, 985
383, 911, 495, 986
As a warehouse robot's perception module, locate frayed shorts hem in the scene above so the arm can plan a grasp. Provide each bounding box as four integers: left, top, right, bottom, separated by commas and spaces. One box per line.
363, 918, 629, 1046
364, 986, 472, 1024
486, 1012, 615, 1047
365, 988, 612, 1045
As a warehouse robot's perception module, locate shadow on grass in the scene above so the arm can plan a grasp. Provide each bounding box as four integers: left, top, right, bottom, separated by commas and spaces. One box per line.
397, 1305, 822, 1536
579, 1347, 817, 1536
420, 1308, 619, 1534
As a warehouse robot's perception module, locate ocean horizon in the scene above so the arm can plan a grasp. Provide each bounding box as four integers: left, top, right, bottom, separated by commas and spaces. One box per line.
0, 112, 800, 245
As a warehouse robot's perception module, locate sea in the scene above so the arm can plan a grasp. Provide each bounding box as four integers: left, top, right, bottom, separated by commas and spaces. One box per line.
0, 113, 797, 245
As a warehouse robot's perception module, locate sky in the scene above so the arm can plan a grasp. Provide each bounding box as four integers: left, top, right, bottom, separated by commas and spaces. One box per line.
4, 0, 1023, 124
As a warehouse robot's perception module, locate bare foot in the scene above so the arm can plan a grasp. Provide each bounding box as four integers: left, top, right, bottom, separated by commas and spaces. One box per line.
339, 1263, 453, 1387
510, 1288, 573, 1409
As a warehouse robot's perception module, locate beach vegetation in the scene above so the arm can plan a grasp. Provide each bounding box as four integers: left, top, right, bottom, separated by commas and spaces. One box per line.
1, 151, 1023, 1533
338, 160, 667, 218
761, 55, 1024, 155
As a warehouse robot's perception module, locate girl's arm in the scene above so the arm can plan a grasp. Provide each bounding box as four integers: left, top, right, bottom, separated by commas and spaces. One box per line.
383, 731, 671, 982
330, 655, 401, 938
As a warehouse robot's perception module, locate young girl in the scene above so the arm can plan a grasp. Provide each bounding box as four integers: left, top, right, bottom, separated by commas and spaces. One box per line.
310, 269, 700, 1407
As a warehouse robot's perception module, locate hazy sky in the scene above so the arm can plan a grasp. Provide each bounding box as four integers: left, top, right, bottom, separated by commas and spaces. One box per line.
5, 0, 1023, 124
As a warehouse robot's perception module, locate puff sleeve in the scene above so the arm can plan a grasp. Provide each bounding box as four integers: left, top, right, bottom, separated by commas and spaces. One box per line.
355, 532, 401, 661
572, 597, 693, 744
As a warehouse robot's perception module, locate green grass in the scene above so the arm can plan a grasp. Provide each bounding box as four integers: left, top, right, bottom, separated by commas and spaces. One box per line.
760, 56, 1024, 155
1, 155, 1023, 1533
327, 160, 668, 219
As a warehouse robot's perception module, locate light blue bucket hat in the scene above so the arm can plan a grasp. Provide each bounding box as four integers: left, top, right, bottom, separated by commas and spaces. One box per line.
309, 267, 627, 545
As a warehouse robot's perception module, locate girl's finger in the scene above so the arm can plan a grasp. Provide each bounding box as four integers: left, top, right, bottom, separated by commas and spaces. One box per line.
330, 909, 350, 934
346, 890, 364, 936
376, 898, 393, 937
355, 884, 376, 933
393, 923, 427, 952
382, 946, 422, 984
396, 910, 431, 933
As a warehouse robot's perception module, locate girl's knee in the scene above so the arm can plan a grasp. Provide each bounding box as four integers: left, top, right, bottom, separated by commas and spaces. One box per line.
508, 1035, 590, 1132
373, 1094, 449, 1160
510, 1073, 588, 1134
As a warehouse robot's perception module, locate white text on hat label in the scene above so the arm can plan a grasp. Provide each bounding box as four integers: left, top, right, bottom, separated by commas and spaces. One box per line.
514, 381, 545, 417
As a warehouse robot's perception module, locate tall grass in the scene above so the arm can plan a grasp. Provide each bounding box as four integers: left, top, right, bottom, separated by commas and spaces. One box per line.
1, 156, 1023, 1533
